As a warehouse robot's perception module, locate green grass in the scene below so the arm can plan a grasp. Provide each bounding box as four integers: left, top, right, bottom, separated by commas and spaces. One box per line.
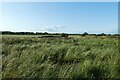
1, 35, 120, 79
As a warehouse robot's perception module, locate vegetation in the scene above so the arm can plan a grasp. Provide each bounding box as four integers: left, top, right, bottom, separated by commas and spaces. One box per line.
81, 32, 89, 36
2, 31, 120, 36
61, 33, 68, 37
1, 34, 120, 79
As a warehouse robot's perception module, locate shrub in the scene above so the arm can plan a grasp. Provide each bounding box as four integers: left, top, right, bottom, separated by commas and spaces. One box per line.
61, 33, 68, 37
81, 32, 89, 36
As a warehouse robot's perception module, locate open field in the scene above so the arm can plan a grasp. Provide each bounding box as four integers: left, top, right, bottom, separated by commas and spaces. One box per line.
1, 35, 120, 79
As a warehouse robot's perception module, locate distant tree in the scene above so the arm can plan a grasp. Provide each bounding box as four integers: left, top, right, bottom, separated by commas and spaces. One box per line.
81, 32, 89, 36
113, 34, 119, 36
55, 33, 60, 35
61, 33, 68, 37
101, 33, 106, 36
36, 32, 43, 35
2, 31, 12, 34
96, 33, 106, 36
91, 34, 97, 36
44, 32, 48, 35
107, 34, 111, 36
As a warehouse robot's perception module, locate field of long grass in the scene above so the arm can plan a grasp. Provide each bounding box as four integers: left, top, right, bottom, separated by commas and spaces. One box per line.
1, 35, 120, 79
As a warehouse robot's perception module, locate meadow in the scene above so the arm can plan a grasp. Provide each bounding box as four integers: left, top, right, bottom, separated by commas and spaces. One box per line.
1, 35, 120, 79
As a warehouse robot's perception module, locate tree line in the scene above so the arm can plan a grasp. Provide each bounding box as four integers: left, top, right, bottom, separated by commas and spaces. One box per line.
1, 31, 119, 36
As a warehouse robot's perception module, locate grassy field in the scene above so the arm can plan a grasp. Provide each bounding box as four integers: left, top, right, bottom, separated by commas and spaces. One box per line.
1, 35, 120, 79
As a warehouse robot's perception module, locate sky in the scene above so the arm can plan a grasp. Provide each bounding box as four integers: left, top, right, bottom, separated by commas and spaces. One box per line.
1, 0, 120, 2
0, 2, 118, 34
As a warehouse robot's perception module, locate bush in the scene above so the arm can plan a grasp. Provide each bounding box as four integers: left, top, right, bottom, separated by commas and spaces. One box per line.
97, 33, 106, 36
81, 32, 89, 36
61, 33, 68, 37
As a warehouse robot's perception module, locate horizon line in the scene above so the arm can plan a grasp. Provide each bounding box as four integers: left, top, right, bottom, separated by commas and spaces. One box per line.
1, 31, 119, 34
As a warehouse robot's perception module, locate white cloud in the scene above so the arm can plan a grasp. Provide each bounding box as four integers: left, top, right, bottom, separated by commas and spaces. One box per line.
41, 25, 66, 32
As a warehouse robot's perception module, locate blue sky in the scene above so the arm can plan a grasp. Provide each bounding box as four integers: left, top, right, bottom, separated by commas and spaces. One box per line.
0, 2, 118, 34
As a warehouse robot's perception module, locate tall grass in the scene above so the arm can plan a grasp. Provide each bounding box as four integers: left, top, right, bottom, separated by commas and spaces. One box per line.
2, 35, 120, 79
